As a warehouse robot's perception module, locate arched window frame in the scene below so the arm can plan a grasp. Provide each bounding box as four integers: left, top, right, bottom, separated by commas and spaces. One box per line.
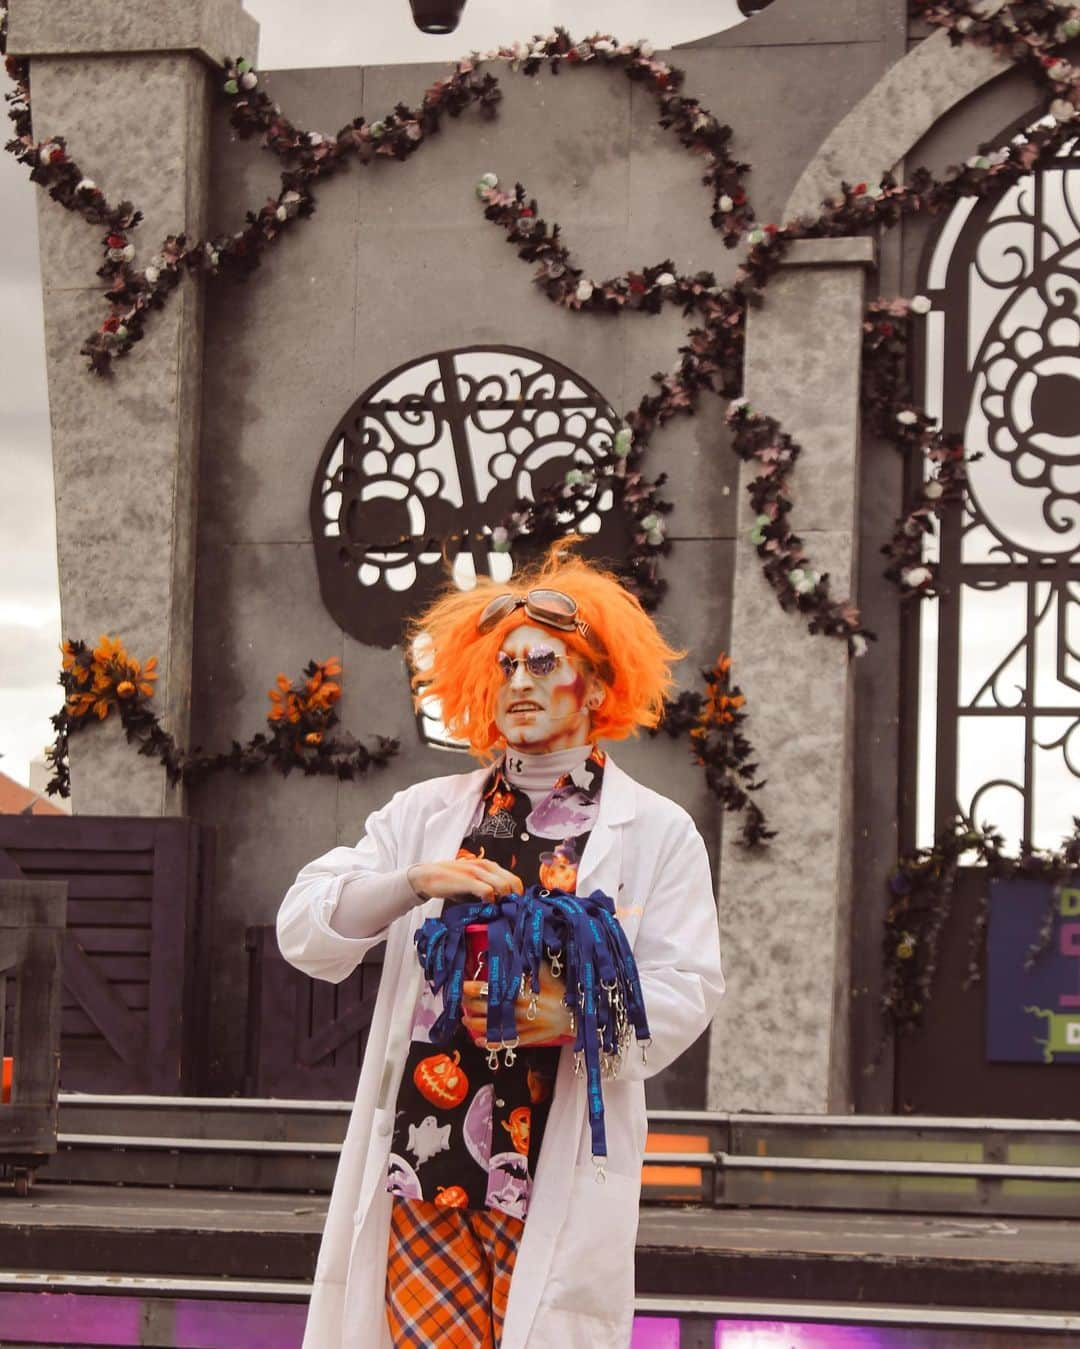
909, 117, 1080, 855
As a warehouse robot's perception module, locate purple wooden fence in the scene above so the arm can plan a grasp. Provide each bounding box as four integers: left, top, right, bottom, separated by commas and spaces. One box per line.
245, 926, 383, 1099
0, 880, 65, 1172
0, 816, 212, 1095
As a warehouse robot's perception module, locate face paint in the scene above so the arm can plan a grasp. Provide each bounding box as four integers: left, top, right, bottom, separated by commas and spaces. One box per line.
493, 624, 594, 754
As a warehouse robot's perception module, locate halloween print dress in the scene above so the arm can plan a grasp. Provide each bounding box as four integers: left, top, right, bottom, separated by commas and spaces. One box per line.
386, 747, 606, 1219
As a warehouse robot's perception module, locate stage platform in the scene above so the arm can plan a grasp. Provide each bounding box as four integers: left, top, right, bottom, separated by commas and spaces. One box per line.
1, 1182, 1080, 1311
1, 1096, 1079, 1347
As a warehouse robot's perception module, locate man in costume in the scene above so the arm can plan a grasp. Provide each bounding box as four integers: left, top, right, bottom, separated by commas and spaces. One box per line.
277, 544, 725, 1348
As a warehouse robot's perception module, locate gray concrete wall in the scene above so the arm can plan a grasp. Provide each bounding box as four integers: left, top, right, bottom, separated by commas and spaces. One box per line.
189, 1, 904, 1097
9, 0, 256, 818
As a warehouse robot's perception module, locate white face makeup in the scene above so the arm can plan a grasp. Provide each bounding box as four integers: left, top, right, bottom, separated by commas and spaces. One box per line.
493, 624, 595, 754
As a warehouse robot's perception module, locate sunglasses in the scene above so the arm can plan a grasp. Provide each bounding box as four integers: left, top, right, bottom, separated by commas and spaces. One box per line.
478, 587, 599, 648
496, 646, 570, 682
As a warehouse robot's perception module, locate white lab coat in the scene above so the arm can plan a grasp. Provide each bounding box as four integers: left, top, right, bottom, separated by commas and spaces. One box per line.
277, 752, 724, 1349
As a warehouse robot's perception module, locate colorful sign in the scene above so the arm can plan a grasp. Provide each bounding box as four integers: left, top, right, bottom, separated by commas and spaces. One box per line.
986, 877, 1080, 1063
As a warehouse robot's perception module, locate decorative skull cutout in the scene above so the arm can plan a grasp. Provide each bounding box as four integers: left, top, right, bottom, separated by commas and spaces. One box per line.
310, 346, 629, 648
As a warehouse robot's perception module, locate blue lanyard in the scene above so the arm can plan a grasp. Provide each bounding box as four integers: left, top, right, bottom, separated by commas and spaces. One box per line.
413, 885, 651, 1171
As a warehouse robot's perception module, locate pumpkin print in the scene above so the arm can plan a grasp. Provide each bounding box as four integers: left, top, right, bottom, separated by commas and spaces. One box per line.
538, 841, 579, 892
434, 1185, 469, 1210
456, 845, 485, 861
501, 1105, 531, 1156
488, 789, 515, 816
413, 1050, 469, 1110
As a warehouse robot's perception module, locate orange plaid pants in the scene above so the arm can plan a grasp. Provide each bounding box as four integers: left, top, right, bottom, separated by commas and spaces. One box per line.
385, 1197, 525, 1347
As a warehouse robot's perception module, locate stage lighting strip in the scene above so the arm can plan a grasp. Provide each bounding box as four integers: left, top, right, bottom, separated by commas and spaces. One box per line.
0, 1273, 1077, 1333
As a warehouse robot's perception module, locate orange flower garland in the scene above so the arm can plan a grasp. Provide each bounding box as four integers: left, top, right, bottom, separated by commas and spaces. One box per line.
267, 656, 343, 748
62, 635, 158, 722
47, 641, 396, 798
660, 653, 773, 848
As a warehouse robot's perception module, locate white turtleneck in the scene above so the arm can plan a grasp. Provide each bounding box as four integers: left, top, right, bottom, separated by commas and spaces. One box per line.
501, 743, 594, 804
327, 745, 597, 941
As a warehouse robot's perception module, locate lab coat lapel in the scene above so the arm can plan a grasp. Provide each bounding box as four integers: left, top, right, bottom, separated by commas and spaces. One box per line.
576, 753, 637, 929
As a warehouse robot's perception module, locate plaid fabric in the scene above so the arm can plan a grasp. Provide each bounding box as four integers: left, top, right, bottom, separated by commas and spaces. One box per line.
385, 1197, 524, 1347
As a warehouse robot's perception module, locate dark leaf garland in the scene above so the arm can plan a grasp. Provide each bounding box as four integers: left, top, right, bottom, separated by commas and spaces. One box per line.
862, 299, 974, 600
0, 25, 754, 376
5, 1, 1078, 883
724, 400, 875, 653
47, 637, 398, 797
658, 653, 775, 848
4, 4, 1077, 641
883, 816, 1080, 1034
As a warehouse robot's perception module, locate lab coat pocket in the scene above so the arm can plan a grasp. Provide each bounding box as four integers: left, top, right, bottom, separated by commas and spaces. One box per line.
542, 1163, 640, 1322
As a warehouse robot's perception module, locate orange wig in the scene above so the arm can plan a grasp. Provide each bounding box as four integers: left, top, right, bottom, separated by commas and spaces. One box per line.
408, 542, 683, 757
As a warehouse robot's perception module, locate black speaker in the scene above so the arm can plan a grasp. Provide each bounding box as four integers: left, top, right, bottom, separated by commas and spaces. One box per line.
408, 0, 467, 33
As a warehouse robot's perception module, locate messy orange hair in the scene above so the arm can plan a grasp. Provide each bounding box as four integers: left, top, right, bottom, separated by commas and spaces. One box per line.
408, 541, 683, 758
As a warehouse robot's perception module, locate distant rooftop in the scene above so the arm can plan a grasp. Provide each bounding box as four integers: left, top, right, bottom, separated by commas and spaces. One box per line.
0, 768, 65, 817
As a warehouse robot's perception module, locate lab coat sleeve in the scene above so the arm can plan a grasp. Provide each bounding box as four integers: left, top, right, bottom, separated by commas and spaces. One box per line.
620, 809, 725, 1081
276, 791, 403, 985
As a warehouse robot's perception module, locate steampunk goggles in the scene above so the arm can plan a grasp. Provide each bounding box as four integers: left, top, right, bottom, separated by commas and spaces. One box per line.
477, 587, 597, 647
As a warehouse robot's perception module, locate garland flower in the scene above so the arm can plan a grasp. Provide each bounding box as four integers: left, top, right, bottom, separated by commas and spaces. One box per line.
659, 653, 775, 848
6, 4, 1079, 645
883, 815, 1080, 1034
724, 399, 874, 653
862, 298, 975, 599
0, 21, 753, 376
47, 638, 397, 797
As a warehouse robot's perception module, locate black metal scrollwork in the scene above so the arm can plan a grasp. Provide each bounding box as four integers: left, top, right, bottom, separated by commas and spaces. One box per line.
310, 346, 627, 649
914, 132, 1080, 851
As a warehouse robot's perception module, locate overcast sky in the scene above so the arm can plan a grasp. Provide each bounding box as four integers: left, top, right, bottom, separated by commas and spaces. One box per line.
0, 2, 753, 789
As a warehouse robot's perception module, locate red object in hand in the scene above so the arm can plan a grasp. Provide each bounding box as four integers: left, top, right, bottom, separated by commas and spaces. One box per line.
1, 1058, 12, 1104
463, 924, 573, 1047
465, 923, 489, 982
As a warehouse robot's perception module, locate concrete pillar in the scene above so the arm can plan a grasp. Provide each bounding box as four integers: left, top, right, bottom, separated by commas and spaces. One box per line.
709, 236, 876, 1114
7, 0, 258, 815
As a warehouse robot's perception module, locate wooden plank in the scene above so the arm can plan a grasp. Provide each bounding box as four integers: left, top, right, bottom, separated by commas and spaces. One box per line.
0, 881, 67, 930
61, 933, 145, 1066
67, 898, 152, 926
13, 930, 62, 1112
0, 850, 24, 880
56, 1040, 138, 1093
76, 929, 151, 955
300, 995, 377, 1067
188, 826, 214, 1096
148, 820, 193, 1094
65, 876, 154, 902
63, 983, 149, 1014
13, 849, 154, 873
0, 817, 161, 852
62, 1008, 101, 1037
310, 980, 337, 1064
88, 955, 151, 982
0, 1101, 57, 1152
0, 933, 20, 975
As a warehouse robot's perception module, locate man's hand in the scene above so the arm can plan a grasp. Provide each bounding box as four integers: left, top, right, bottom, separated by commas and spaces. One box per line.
461, 963, 573, 1047
407, 858, 524, 902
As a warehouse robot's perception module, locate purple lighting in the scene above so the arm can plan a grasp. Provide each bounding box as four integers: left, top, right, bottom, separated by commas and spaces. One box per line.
632, 1317, 681, 1348
716, 1324, 928, 1348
